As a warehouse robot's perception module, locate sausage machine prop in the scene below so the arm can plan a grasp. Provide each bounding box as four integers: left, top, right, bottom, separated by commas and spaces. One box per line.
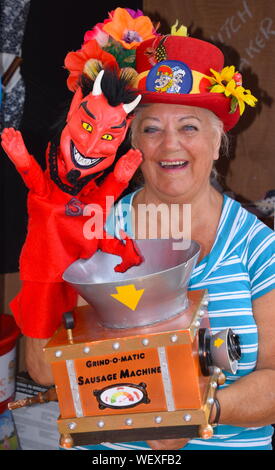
10, 239, 241, 448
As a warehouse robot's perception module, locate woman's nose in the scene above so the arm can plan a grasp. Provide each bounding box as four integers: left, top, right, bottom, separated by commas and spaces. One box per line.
162, 130, 182, 151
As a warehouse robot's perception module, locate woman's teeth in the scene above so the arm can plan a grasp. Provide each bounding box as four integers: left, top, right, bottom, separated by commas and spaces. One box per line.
159, 160, 188, 168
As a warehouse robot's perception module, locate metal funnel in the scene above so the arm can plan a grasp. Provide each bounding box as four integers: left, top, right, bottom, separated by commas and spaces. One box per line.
63, 239, 200, 329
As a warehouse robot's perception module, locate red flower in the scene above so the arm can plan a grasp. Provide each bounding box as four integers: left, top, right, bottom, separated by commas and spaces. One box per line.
64, 39, 118, 91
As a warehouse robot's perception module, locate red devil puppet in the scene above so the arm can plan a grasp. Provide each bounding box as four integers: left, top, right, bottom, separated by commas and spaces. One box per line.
1, 68, 143, 338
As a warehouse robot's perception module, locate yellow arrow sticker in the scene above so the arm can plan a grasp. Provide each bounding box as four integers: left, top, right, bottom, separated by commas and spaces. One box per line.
214, 338, 224, 348
111, 284, 145, 311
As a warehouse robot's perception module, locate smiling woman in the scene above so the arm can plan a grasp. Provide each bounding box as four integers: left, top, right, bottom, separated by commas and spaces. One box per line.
100, 14, 275, 452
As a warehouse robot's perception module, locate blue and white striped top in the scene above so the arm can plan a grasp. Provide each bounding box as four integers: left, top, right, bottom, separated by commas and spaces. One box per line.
77, 192, 275, 451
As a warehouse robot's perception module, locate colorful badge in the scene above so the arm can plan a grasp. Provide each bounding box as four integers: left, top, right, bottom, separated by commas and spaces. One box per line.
146, 60, 193, 94
94, 382, 150, 410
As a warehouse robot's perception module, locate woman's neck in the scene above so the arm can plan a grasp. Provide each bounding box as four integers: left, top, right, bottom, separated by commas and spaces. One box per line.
132, 184, 223, 260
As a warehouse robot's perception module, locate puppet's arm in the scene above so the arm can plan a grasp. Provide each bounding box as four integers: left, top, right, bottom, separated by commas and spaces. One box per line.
113, 149, 142, 184
93, 149, 142, 211
100, 230, 143, 272
1, 128, 47, 195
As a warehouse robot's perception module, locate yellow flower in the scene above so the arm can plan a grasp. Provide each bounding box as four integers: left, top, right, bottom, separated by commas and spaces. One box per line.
224, 79, 237, 98
231, 85, 258, 115
171, 20, 188, 37
209, 83, 226, 94
209, 66, 236, 86
209, 66, 257, 115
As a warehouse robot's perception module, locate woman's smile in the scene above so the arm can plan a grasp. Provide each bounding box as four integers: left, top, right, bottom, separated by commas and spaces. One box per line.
158, 159, 189, 170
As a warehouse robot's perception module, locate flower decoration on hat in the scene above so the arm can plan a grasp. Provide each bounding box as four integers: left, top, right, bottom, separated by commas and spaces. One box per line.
64, 40, 118, 91
64, 7, 158, 92
102, 7, 156, 49
170, 20, 188, 37
144, 21, 187, 67
208, 65, 258, 115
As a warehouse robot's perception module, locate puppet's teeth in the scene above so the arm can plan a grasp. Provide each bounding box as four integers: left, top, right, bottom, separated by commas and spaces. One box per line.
74, 151, 93, 166
73, 147, 100, 167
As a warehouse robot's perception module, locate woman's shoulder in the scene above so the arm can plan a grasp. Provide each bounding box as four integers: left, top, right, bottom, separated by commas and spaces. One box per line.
215, 193, 275, 271
222, 193, 274, 240
222, 194, 275, 279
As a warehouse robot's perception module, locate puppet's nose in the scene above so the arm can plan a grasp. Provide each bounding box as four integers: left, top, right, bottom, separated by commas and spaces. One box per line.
86, 138, 98, 155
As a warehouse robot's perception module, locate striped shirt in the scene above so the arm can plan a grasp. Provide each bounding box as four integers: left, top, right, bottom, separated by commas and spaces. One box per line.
74, 192, 275, 451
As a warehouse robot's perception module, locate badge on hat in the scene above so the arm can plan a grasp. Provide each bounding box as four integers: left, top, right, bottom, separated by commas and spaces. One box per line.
146, 60, 193, 94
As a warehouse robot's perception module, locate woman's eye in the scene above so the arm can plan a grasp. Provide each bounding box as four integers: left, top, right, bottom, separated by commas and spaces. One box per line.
101, 134, 114, 141
82, 122, 93, 133
143, 127, 160, 134
182, 124, 198, 132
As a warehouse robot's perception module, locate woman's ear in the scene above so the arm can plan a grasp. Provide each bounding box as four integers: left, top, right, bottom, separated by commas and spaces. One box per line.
213, 132, 222, 161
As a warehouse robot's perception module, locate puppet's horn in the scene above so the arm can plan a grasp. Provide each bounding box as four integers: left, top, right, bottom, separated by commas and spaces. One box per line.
123, 94, 142, 114
92, 69, 104, 96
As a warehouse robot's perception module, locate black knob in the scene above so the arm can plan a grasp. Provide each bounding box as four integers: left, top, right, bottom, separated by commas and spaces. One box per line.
63, 311, 75, 330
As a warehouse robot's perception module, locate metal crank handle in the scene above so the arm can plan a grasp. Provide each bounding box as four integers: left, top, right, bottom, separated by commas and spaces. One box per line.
8, 386, 58, 410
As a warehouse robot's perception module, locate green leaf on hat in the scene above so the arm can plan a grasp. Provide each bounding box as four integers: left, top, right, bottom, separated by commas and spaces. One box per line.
103, 40, 136, 68
230, 96, 239, 114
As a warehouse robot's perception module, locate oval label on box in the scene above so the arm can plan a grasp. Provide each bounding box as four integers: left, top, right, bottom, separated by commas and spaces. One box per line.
93, 382, 150, 410
101, 384, 143, 407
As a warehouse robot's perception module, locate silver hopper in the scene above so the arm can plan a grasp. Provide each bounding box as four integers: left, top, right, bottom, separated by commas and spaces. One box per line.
63, 239, 200, 329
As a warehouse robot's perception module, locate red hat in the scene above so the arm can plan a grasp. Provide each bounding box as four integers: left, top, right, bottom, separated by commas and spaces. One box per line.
65, 9, 257, 131
135, 35, 239, 131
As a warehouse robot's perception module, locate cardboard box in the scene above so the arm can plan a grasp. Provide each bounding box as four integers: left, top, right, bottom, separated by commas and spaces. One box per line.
11, 373, 60, 450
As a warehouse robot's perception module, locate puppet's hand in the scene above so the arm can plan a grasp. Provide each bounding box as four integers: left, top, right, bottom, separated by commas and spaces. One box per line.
113, 148, 142, 183
114, 232, 143, 272
1, 128, 31, 169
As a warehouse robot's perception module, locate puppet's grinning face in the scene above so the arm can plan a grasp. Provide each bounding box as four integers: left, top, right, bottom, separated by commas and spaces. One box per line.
59, 93, 130, 181
58, 70, 141, 184
70, 141, 104, 169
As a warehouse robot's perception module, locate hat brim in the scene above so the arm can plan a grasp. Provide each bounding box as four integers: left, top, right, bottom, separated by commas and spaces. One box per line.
140, 91, 240, 132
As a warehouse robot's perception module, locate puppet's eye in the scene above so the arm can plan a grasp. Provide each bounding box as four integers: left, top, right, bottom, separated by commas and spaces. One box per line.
82, 122, 93, 133
101, 134, 114, 141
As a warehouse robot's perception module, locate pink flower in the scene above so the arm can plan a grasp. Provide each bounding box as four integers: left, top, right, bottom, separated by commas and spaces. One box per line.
125, 8, 144, 18
83, 17, 112, 47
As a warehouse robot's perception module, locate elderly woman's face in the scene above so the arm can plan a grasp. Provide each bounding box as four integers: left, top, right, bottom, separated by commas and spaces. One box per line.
132, 104, 221, 201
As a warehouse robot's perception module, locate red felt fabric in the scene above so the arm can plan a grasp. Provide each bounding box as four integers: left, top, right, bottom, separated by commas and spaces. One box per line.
9, 147, 139, 338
